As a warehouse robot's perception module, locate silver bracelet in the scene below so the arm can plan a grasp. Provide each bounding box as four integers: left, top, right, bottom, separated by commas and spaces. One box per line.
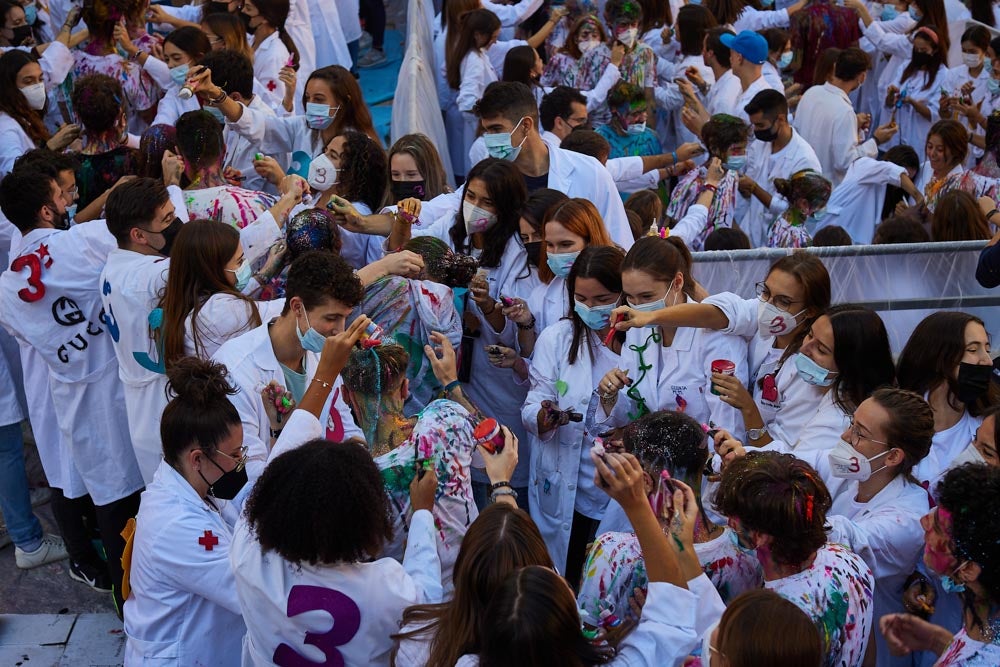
490, 488, 518, 503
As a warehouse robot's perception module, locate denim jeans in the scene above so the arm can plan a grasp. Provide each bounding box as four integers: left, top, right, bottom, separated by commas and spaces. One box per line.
0, 422, 42, 551
347, 39, 360, 75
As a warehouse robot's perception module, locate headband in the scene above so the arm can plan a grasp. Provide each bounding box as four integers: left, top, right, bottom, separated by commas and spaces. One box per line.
914, 26, 939, 45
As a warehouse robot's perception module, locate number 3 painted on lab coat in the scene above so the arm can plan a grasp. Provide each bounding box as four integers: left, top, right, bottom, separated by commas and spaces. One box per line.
273, 585, 361, 667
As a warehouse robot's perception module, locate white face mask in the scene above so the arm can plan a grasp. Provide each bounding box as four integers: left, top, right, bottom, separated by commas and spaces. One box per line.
307, 153, 338, 191
20, 82, 46, 110
616, 27, 638, 49
950, 441, 986, 468
463, 200, 498, 234
756, 300, 804, 338
578, 38, 600, 53
828, 439, 892, 481
963, 52, 985, 69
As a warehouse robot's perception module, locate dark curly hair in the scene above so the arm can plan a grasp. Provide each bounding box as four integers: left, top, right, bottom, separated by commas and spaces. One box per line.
404, 236, 479, 287
72, 73, 124, 136
623, 409, 708, 480
701, 114, 749, 160
936, 463, 1000, 606
714, 451, 832, 567
281, 250, 363, 315
337, 129, 388, 212
244, 439, 395, 565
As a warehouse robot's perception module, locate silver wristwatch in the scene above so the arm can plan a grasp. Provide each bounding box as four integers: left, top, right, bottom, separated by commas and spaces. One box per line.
746, 425, 768, 442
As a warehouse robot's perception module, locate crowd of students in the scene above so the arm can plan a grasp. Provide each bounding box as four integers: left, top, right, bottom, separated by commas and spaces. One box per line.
0, 0, 999, 665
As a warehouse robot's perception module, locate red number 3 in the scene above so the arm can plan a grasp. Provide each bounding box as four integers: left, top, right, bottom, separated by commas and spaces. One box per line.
848, 456, 861, 473
273, 585, 361, 667
11, 253, 45, 303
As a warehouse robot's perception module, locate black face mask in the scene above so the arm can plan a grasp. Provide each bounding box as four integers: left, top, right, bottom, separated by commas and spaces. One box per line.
236, 9, 253, 33
154, 217, 184, 257
955, 362, 993, 404
10, 25, 33, 46
524, 240, 541, 267
753, 123, 779, 142
200, 455, 249, 500
391, 179, 427, 201
911, 51, 932, 68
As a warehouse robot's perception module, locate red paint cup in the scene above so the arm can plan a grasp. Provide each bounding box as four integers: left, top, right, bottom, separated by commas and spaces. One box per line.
710, 359, 736, 395
474, 418, 506, 454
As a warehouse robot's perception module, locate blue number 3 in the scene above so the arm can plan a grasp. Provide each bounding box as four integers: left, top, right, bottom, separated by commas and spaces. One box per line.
273, 585, 361, 667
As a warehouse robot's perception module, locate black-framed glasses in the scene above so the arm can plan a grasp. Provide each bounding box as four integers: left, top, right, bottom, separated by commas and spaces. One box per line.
754, 281, 803, 312
846, 416, 891, 449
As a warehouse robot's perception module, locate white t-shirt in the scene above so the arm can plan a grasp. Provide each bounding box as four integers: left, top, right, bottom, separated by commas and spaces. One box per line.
766, 542, 875, 667
934, 629, 1000, 666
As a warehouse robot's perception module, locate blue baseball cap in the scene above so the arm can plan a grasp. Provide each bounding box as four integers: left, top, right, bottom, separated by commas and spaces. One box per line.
720, 30, 769, 65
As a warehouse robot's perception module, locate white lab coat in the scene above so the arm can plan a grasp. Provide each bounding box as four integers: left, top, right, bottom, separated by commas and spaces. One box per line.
794, 82, 879, 187
0, 114, 39, 181
123, 461, 244, 667
307, 0, 352, 70
232, 503, 443, 666
732, 6, 792, 32
886, 65, 946, 153
227, 103, 325, 180
211, 321, 364, 482
222, 94, 283, 195
184, 296, 285, 360
284, 0, 313, 112
0, 222, 144, 504
733, 75, 775, 125
522, 320, 614, 572
828, 475, 931, 667
913, 409, 982, 496
526, 276, 568, 333
706, 69, 743, 117
740, 129, 822, 247
251, 31, 291, 113
452, 48, 497, 176
817, 156, 906, 243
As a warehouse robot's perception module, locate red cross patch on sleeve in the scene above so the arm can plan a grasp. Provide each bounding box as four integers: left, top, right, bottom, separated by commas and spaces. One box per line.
198, 530, 219, 551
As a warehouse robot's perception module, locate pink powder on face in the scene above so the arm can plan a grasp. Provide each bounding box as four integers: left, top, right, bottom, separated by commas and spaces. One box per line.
922, 507, 958, 575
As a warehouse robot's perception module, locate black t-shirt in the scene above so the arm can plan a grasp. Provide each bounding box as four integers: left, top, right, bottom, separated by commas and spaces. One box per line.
523, 171, 549, 193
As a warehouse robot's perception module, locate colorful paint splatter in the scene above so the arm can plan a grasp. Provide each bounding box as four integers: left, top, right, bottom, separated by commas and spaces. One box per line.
184, 186, 277, 230
934, 628, 1000, 666
765, 542, 874, 667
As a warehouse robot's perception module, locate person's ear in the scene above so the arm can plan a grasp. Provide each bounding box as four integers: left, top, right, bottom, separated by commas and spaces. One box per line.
886, 447, 906, 468
522, 115, 535, 136
642, 470, 654, 495
399, 377, 410, 401
961, 561, 982, 585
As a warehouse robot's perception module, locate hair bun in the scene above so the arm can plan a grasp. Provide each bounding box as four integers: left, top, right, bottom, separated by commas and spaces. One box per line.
166, 357, 237, 404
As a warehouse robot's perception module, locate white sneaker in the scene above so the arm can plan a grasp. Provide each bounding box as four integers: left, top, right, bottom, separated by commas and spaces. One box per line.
0, 526, 10, 549
15, 534, 69, 569
359, 30, 372, 52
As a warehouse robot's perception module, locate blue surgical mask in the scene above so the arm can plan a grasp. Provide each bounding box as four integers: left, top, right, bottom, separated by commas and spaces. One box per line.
546, 250, 580, 279
306, 103, 338, 130
23, 2, 37, 25
727, 525, 756, 555
778, 51, 793, 69
65, 203, 77, 224
295, 308, 326, 353
793, 351, 838, 387
574, 300, 616, 330
204, 105, 225, 123
908, 6, 921, 20
228, 260, 252, 291
810, 206, 828, 221
989, 78, 1000, 95
881, 4, 899, 20
760, 0, 773, 6
484, 117, 527, 161
169, 63, 190, 87
941, 561, 970, 594
629, 288, 675, 313
725, 154, 747, 171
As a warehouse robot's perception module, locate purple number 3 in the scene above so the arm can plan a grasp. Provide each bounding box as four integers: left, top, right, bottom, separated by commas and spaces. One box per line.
272, 585, 361, 666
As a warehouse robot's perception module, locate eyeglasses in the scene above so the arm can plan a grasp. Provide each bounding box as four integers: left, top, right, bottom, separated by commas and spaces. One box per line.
846, 416, 891, 449
218, 445, 249, 471
64, 185, 78, 198
754, 281, 803, 312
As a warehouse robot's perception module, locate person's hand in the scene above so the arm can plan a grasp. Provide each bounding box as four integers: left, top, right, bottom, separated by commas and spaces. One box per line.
873, 122, 898, 145
676, 141, 705, 162
843, 0, 864, 9
680, 104, 707, 137
902, 574, 937, 618
879, 614, 952, 656
278, 65, 297, 97
500, 296, 533, 326
478, 425, 519, 484
549, 5, 570, 22
222, 166, 244, 187
64, 6, 82, 27
278, 174, 308, 204
410, 463, 439, 512
257, 240, 287, 282
608, 304, 653, 332
260, 380, 295, 432
423, 331, 459, 385
327, 194, 369, 232
894, 199, 912, 216
314, 315, 372, 380
146, 4, 173, 25
684, 66, 705, 89
673, 159, 696, 176
667, 479, 698, 549
469, 271, 496, 313
978, 195, 998, 219
113, 18, 137, 56
598, 367, 632, 398
704, 156, 725, 187
485, 344, 520, 369
47, 123, 81, 151
886, 85, 900, 108
253, 154, 286, 185
396, 197, 422, 220
610, 42, 625, 67
109, 174, 137, 192
737, 175, 756, 197
592, 452, 648, 511
675, 77, 697, 101
786, 94, 801, 108
187, 65, 222, 101
856, 112, 872, 131
380, 249, 425, 278
713, 429, 746, 468
161, 149, 184, 186
711, 373, 755, 412
537, 399, 573, 433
